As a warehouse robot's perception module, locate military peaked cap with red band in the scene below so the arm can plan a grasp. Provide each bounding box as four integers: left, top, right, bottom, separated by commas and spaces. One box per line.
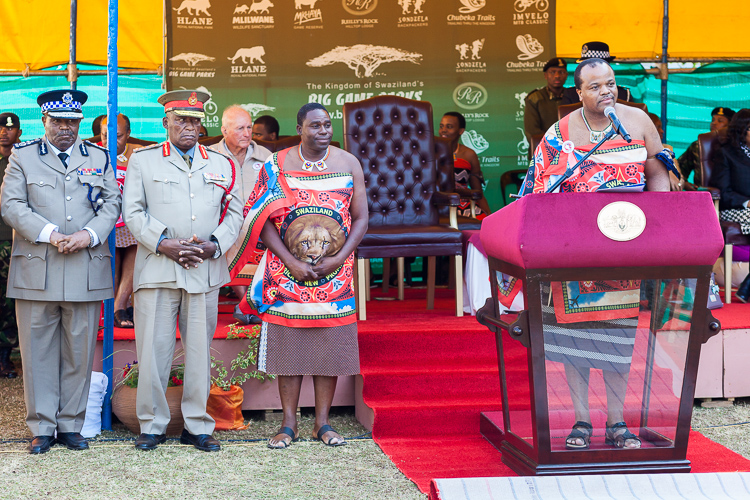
157, 89, 210, 118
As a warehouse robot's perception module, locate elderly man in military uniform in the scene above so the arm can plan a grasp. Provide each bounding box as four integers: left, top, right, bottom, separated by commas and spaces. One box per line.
0, 112, 23, 378
123, 90, 242, 452
524, 57, 568, 144
215, 105, 271, 324
0, 90, 120, 454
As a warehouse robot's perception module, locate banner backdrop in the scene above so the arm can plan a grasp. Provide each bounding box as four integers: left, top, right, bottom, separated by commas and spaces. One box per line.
166, 0, 555, 211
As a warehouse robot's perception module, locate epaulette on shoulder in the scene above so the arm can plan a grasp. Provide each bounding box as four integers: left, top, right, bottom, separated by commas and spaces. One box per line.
83, 140, 108, 152
133, 142, 163, 153
526, 88, 544, 99
13, 138, 41, 149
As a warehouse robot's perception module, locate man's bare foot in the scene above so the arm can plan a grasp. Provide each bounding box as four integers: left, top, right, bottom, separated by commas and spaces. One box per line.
313, 424, 346, 446
267, 426, 298, 449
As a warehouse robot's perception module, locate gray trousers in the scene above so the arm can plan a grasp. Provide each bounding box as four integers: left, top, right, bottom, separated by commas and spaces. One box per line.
16, 300, 99, 436
134, 287, 219, 435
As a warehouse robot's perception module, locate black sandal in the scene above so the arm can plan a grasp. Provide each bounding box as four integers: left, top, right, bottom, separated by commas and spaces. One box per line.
313, 424, 346, 447
267, 426, 298, 449
565, 421, 592, 449
605, 421, 641, 449
114, 309, 134, 329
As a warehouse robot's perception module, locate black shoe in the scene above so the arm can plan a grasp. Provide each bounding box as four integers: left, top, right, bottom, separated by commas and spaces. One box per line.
233, 304, 261, 325
0, 347, 17, 379
56, 432, 89, 450
134, 433, 166, 451
737, 274, 750, 303
29, 435, 56, 454
180, 429, 221, 452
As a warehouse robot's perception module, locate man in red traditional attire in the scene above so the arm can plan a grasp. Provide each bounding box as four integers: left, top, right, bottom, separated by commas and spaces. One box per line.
517, 58, 676, 450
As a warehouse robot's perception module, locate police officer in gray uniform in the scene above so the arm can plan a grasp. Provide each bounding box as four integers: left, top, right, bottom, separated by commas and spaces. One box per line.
0, 90, 120, 454
123, 90, 242, 452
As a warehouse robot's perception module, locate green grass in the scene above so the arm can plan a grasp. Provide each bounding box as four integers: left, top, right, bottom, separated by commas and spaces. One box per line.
0, 372, 424, 500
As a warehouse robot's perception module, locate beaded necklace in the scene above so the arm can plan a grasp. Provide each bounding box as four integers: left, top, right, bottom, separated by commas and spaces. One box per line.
298, 146, 329, 171
582, 109, 612, 143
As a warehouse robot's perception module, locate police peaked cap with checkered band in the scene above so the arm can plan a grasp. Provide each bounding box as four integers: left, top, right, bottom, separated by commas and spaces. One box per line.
36, 89, 88, 119
158, 89, 210, 119
577, 41, 615, 62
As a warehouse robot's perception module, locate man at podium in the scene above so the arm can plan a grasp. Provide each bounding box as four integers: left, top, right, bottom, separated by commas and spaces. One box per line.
516, 58, 678, 450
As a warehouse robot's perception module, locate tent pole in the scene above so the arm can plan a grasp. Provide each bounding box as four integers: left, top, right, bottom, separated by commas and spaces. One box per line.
660, 0, 669, 142
68, 0, 77, 90
102, 0, 118, 432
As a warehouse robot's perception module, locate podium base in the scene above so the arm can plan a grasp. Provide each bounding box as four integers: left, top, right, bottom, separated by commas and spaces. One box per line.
480, 412, 692, 476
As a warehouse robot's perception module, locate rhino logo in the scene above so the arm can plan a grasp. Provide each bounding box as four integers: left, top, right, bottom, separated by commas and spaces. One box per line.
170, 52, 216, 66
228, 46, 266, 64
173, 0, 211, 16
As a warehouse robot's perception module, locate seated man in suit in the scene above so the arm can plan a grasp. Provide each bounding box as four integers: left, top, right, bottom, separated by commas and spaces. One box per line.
678, 107, 735, 190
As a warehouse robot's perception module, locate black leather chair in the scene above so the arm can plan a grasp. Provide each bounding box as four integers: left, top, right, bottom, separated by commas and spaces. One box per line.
699, 130, 750, 303
343, 96, 464, 319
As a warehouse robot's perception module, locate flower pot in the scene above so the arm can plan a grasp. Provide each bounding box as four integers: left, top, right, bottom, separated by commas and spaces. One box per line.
207, 384, 247, 431
112, 385, 185, 436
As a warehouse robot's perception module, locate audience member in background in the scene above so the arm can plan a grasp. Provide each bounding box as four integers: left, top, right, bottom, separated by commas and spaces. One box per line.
0, 112, 22, 378
679, 107, 735, 190
710, 108, 750, 302
524, 58, 568, 143
648, 112, 682, 191
101, 113, 139, 328
1, 90, 120, 454
199, 125, 208, 138
91, 114, 106, 137
215, 105, 272, 324
439, 111, 490, 217
252, 115, 280, 142
561, 42, 633, 105
229, 103, 367, 449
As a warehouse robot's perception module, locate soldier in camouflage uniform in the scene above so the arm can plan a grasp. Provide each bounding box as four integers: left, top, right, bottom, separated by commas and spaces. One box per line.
0, 112, 22, 378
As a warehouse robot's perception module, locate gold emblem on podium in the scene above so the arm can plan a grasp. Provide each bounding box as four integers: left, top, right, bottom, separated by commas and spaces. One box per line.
597, 201, 646, 241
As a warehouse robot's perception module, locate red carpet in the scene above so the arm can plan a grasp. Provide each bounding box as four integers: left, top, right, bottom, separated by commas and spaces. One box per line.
359, 288, 750, 494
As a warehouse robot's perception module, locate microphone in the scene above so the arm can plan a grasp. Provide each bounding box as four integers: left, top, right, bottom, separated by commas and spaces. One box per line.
604, 106, 632, 143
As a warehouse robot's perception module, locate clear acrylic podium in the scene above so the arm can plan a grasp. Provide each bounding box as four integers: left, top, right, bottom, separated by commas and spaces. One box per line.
476, 192, 724, 475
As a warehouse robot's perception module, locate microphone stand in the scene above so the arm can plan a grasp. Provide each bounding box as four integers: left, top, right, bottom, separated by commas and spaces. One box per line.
545, 127, 618, 194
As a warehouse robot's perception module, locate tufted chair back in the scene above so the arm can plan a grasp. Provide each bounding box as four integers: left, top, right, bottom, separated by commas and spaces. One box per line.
343, 96, 438, 228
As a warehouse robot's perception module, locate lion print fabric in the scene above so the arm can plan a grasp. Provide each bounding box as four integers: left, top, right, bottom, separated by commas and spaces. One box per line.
228, 149, 356, 328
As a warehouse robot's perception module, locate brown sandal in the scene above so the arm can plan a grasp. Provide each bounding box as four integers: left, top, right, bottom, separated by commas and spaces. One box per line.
565, 421, 592, 449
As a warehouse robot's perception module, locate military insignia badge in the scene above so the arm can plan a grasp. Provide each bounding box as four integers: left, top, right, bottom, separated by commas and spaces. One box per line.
77, 167, 103, 176
203, 172, 228, 182
5, 116, 12, 127
188, 92, 198, 106
62, 92, 74, 104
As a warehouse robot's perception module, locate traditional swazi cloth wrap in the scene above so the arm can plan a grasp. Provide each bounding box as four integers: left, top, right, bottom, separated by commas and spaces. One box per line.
519, 113, 647, 196
227, 148, 357, 329
512, 114, 647, 372
454, 157, 487, 219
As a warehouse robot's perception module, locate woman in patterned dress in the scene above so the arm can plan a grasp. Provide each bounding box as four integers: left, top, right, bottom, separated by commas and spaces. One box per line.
439, 112, 491, 218
228, 103, 368, 448
101, 114, 138, 328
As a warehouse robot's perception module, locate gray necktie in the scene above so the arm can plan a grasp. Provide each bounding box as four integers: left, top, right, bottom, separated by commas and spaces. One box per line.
58, 152, 69, 167
182, 153, 192, 168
